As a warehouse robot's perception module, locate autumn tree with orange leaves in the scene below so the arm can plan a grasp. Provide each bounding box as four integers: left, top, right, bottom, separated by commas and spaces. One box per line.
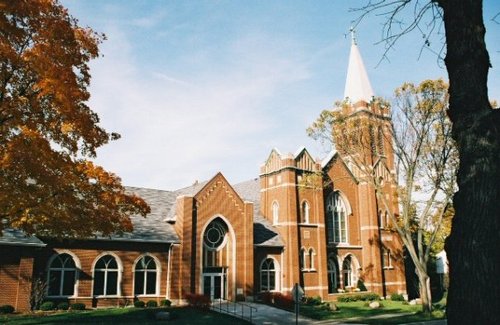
0, 0, 149, 238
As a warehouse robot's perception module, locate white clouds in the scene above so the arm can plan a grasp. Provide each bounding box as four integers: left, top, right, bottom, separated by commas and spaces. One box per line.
88, 22, 313, 189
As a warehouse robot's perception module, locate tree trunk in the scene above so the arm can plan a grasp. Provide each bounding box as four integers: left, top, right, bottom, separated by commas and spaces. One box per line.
437, 0, 500, 324
417, 269, 433, 314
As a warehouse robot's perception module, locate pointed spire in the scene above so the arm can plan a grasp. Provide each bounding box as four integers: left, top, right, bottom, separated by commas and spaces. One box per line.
344, 28, 374, 103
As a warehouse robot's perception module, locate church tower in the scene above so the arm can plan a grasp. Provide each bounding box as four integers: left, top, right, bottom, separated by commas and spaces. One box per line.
259, 148, 329, 298
322, 30, 406, 297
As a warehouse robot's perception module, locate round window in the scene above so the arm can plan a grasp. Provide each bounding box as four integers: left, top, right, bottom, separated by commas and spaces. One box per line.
204, 220, 227, 249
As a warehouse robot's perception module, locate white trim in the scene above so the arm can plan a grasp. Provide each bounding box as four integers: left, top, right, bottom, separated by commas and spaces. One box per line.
198, 215, 236, 299
364, 281, 406, 287
260, 183, 298, 191
259, 256, 280, 292
45, 250, 80, 298
335, 244, 363, 249
91, 252, 123, 297
276, 222, 325, 227
361, 226, 380, 231
132, 253, 161, 297
301, 200, 310, 224
304, 285, 328, 290
272, 201, 279, 225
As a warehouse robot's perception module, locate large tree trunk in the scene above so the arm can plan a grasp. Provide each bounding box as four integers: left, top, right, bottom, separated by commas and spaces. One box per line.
437, 0, 500, 324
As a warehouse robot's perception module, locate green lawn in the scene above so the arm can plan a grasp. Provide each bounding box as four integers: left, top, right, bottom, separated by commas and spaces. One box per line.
0, 307, 250, 325
299, 300, 446, 324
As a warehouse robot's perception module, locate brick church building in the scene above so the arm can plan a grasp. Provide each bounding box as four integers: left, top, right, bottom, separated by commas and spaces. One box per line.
0, 39, 406, 311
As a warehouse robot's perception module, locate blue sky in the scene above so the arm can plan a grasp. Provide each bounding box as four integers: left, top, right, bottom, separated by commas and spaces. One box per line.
61, 0, 500, 190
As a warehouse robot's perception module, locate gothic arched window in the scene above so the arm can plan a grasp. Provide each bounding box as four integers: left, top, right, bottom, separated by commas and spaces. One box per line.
342, 256, 357, 288
309, 248, 315, 270
272, 201, 279, 225
326, 192, 349, 243
327, 258, 339, 294
301, 201, 310, 224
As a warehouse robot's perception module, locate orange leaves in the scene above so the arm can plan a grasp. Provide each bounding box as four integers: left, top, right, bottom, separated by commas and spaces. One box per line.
0, 1, 150, 237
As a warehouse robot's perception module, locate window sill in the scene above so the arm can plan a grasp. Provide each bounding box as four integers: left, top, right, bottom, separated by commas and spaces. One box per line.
46, 295, 77, 298
299, 223, 319, 228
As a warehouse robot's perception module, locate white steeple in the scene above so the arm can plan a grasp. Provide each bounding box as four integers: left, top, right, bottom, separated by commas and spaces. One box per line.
343, 28, 374, 103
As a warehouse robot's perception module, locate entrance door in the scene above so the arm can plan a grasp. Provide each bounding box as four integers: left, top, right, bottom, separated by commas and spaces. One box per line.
203, 273, 227, 300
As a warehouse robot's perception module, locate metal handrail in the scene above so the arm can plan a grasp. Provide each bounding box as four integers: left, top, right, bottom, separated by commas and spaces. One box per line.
212, 298, 258, 324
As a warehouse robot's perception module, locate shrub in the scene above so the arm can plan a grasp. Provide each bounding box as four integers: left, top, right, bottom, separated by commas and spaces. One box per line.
40, 301, 56, 311
274, 293, 294, 310
337, 292, 380, 302
0, 305, 15, 314
160, 299, 171, 307
185, 293, 211, 310
357, 279, 367, 291
57, 302, 69, 310
305, 296, 322, 306
146, 300, 158, 308
390, 293, 405, 301
362, 293, 381, 301
258, 291, 274, 304
134, 300, 145, 308
70, 303, 86, 310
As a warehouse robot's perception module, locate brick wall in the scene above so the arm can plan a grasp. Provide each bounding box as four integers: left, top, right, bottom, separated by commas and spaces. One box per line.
0, 246, 36, 311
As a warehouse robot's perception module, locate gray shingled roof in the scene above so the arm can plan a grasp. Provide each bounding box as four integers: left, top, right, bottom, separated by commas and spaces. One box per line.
165, 180, 209, 222
0, 228, 46, 247
101, 186, 180, 243
162, 177, 284, 247
0, 178, 284, 247
233, 179, 285, 247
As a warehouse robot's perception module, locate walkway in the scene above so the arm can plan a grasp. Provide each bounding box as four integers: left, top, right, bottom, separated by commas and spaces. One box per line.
213, 301, 447, 325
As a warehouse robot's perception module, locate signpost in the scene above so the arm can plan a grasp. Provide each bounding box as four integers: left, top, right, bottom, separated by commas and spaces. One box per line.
291, 283, 304, 325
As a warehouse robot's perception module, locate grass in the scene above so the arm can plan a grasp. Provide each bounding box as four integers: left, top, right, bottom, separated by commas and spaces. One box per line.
299, 300, 446, 324
0, 306, 250, 325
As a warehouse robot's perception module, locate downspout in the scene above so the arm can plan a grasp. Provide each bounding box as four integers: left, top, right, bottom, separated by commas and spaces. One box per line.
166, 244, 174, 299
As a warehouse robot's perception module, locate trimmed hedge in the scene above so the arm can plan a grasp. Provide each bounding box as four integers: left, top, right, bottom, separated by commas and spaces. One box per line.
337, 292, 380, 302
390, 293, 405, 301
57, 302, 69, 310
0, 305, 15, 314
160, 299, 171, 307
40, 301, 56, 311
134, 300, 145, 308
146, 300, 158, 308
305, 296, 322, 306
70, 303, 86, 310
185, 293, 211, 310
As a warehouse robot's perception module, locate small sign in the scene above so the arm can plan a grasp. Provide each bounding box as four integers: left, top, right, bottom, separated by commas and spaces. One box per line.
291, 283, 304, 302
237, 288, 243, 295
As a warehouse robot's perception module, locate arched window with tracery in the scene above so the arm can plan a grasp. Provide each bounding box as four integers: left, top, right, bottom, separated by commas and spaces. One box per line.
47, 253, 77, 297
326, 192, 349, 243
93, 255, 120, 296
327, 258, 339, 294
134, 255, 158, 296
203, 218, 228, 267
260, 258, 278, 291
272, 201, 279, 225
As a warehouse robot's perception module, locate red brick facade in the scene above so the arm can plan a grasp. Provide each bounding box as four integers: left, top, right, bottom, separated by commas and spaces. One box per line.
0, 103, 406, 312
